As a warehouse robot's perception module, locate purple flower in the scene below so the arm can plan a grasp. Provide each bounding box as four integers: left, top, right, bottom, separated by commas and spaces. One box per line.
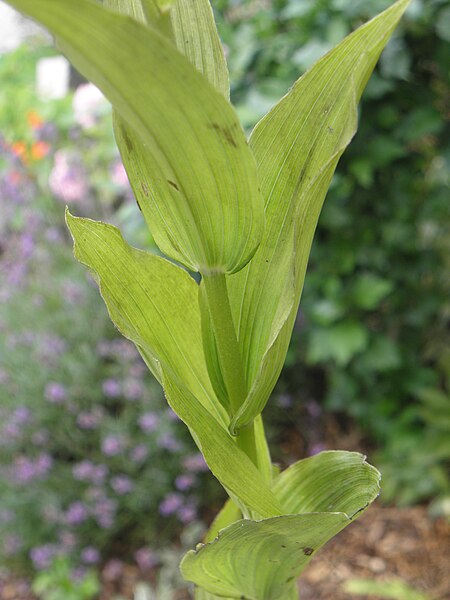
4, 534, 22, 556
3, 421, 20, 442
166, 408, 180, 421
134, 547, 158, 571
92, 498, 117, 529
183, 453, 209, 473
14, 456, 37, 483
101, 435, 125, 456
12, 406, 31, 424
159, 493, 183, 517
73, 461, 108, 485
177, 504, 197, 524
130, 444, 148, 463
305, 400, 322, 418
158, 432, 182, 453
20, 232, 34, 259
175, 474, 195, 491
81, 547, 100, 564
77, 410, 102, 430
110, 475, 134, 495
91, 464, 109, 485
36, 453, 53, 475
71, 567, 88, 583
138, 412, 159, 433
38, 336, 68, 367
6, 262, 27, 287
30, 544, 57, 570
123, 378, 143, 401
308, 443, 327, 456
44, 381, 67, 404
65, 501, 88, 526
49, 149, 88, 203
102, 378, 121, 398
62, 280, 85, 304
276, 394, 293, 409
73, 460, 95, 481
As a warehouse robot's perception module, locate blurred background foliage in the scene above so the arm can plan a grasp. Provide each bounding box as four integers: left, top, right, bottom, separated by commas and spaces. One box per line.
0, 0, 449, 587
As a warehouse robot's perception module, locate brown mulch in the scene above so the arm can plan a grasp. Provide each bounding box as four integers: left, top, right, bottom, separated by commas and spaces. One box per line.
1, 505, 449, 600
299, 504, 449, 600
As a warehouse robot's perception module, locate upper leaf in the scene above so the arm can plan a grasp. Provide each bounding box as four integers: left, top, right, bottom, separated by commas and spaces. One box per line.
169, 0, 230, 98
225, 0, 411, 431
103, 0, 159, 22
8, 0, 263, 274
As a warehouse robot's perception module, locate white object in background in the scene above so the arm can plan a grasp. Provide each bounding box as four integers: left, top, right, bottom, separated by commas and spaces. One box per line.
36, 56, 70, 100
0, 1, 48, 54
134, 583, 155, 600
0, 2, 21, 53
72, 83, 109, 129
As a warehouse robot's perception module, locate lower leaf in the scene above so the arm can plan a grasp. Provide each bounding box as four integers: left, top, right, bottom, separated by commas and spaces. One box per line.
181, 451, 380, 600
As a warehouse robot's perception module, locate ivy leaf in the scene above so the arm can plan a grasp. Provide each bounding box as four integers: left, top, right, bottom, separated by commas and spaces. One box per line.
226, 0, 411, 432
8, 0, 263, 275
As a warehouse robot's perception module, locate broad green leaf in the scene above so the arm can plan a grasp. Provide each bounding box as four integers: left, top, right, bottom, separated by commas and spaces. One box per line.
226, 0, 411, 431
230, 137, 356, 432
182, 452, 380, 600
169, 0, 229, 98
8, 0, 263, 275
195, 588, 235, 600
66, 213, 282, 519
103, 0, 159, 22
272, 451, 381, 515
105, 0, 231, 317
65, 211, 224, 421
183, 514, 345, 599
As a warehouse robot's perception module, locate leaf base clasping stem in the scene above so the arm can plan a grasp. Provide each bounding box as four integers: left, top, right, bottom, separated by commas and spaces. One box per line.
202, 273, 258, 466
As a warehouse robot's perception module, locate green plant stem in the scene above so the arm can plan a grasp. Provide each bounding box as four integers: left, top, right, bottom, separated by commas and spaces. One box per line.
202, 273, 258, 465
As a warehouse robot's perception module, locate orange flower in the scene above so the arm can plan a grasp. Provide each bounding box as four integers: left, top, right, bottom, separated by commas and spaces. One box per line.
27, 110, 44, 129
31, 141, 51, 160
11, 141, 28, 162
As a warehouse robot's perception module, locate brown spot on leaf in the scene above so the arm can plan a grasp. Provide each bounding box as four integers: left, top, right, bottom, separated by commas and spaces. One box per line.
208, 122, 238, 148
121, 127, 133, 154
167, 180, 180, 191
303, 547, 314, 556
140, 182, 149, 198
